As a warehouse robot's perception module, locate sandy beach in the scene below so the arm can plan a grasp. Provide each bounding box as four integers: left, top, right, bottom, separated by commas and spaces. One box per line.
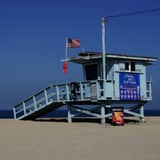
0, 117, 160, 160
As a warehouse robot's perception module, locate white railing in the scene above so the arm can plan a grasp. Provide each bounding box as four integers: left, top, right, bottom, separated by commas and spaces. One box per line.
13, 81, 104, 120
13, 80, 152, 120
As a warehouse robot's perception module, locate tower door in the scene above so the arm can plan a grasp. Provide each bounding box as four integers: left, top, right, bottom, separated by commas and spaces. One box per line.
84, 63, 98, 80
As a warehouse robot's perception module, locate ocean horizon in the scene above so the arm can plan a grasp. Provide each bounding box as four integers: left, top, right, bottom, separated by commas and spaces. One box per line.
0, 109, 160, 119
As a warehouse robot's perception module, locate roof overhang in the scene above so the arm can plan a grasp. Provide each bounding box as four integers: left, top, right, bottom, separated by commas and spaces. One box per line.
61, 51, 157, 64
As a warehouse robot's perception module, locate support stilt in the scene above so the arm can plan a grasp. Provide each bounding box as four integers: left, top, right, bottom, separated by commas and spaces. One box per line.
101, 105, 105, 125
67, 105, 72, 123
140, 104, 144, 123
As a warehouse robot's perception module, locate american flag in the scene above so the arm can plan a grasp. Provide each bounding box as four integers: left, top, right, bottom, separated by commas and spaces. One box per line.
67, 38, 80, 48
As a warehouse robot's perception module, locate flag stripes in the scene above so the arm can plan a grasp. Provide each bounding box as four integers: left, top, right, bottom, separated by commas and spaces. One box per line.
67, 38, 80, 48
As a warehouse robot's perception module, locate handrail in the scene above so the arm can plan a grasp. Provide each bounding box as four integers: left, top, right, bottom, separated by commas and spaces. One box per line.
13, 81, 98, 119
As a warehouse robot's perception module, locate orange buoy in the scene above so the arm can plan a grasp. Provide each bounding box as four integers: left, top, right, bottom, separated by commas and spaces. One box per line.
63, 61, 68, 74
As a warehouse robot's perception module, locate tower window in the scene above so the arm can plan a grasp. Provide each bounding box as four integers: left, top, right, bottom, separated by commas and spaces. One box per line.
131, 62, 135, 71
125, 62, 129, 71
125, 61, 135, 72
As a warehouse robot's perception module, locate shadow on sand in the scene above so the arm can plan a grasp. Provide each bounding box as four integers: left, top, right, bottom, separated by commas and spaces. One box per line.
33, 117, 141, 125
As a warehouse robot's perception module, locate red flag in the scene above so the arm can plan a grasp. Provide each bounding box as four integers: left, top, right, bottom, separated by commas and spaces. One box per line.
67, 38, 80, 48
63, 61, 68, 74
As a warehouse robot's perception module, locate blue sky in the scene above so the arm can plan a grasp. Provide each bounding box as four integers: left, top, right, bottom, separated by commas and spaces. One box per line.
0, 0, 160, 110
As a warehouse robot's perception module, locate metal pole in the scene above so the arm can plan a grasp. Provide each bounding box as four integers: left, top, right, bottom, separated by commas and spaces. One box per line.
101, 17, 106, 98
101, 18, 106, 81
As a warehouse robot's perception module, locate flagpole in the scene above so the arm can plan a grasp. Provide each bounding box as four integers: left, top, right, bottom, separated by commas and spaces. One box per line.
102, 18, 106, 81
65, 37, 68, 58
63, 37, 68, 74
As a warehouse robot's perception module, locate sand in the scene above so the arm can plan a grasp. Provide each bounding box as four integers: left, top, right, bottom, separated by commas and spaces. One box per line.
0, 117, 160, 160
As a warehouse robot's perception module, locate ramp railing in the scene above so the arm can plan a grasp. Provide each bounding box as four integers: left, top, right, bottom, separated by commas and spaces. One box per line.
13, 81, 104, 120
13, 83, 69, 119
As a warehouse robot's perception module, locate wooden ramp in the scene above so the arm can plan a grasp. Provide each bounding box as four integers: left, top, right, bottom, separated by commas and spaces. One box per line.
13, 83, 70, 120
13, 81, 92, 120
19, 102, 64, 120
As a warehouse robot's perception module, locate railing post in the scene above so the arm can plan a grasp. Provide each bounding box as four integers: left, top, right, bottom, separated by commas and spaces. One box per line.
80, 83, 84, 100
23, 102, 26, 115
33, 96, 37, 111
66, 84, 70, 101
149, 81, 152, 99
13, 107, 16, 119
146, 81, 152, 100
44, 89, 49, 104
56, 85, 60, 101
96, 81, 99, 99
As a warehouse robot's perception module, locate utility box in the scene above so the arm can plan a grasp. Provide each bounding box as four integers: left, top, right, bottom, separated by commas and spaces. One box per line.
112, 107, 124, 125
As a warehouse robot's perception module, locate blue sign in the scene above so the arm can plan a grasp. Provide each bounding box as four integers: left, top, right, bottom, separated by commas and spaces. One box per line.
119, 73, 140, 100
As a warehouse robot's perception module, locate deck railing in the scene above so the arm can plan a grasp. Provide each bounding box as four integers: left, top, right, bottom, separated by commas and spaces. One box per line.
13, 81, 104, 119
13, 80, 152, 120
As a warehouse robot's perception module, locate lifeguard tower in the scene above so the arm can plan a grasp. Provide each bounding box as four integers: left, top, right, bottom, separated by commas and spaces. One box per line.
13, 50, 157, 124
13, 18, 157, 124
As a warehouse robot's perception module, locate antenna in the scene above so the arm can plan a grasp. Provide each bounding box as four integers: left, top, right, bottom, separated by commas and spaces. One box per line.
104, 8, 160, 20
